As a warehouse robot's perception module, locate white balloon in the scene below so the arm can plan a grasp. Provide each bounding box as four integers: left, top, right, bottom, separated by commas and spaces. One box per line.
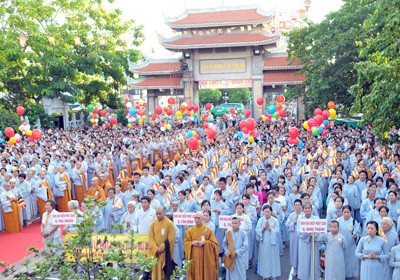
126, 102, 132, 108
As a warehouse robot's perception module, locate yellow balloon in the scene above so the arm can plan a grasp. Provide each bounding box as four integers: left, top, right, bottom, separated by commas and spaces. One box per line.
329, 108, 336, 118
90, 119, 95, 123
9, 137, 16, 145
26, 130, 32, 136
176, 111, 182, 117
303, 121, 309, 129
248, 136, 254, 143
192, 131, 197, 135
164, 124, 168, 128
127, 124, 132, 128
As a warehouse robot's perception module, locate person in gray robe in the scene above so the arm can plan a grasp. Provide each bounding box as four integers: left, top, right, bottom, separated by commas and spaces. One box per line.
285, 198, 302, 277
222, 217, 248, 280
323, 220, 346, 280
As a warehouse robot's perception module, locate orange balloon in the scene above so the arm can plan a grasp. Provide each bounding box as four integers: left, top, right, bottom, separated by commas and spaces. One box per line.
328, 101, 336, 109
276, 104, 283, 111
180, 104, 186, 112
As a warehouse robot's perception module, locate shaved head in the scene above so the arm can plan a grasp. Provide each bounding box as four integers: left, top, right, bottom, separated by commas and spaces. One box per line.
156, 207, 165, 221
194, 211, 203, 226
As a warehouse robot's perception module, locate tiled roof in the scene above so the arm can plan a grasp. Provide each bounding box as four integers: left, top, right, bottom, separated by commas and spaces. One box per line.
264, 56, 302, 70
161, 33, 279, 49
168, 9, 272, 28
263, 70, 306, 85
132, 62, 181, 75
130, 76, 183, 90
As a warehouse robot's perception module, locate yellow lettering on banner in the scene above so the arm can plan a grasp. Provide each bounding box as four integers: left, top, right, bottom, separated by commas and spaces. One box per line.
64, 233, 149, 263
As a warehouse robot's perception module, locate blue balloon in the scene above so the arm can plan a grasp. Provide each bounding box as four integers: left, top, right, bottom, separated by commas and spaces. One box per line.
267, 105, 276, 114
241, 115, 246, 120
114, 113, 118, 119
323, 120, 329, 126
193, 119, 198, 123
237, 131, 243, 138
0, 138, 3, 144
297, 141, 304, 148
103, 118, 108, 123
318, 127, 323, 134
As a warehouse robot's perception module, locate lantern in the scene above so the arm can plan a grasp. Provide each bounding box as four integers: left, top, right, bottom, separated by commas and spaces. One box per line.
18, 35, 28, 47
298, 9, 306, 17
48, 37, 55, 46
305, 0, 311, 11
99, 37, 106, 46
74, 37, 81, 46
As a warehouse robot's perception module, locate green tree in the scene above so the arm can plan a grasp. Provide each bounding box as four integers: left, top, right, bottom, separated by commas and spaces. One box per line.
287, 0, 375, 115
226, 88, 251, 105
199, 89, 222, 105
0, 0, 144, 108
350, 0, 400, 141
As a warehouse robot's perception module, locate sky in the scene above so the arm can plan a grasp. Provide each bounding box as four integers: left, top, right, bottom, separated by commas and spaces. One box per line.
108, 0, 343, 58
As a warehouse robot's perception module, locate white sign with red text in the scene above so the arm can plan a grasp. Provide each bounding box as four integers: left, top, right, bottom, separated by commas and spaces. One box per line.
53, 212, 77, 225
218, 215, 245, 229
299, 219, 327, 233
173, 213, 196, 226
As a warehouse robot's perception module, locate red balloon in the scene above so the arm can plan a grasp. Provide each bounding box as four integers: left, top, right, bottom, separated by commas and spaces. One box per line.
124, 97, 129, 103
253, 130, 259, 138
168, 97, 175, 105
193, 105, 199, 112
155, 106, 162, 115
307, 128, 312, 134
203, 123, 209, 129
100, 110, 107, 117
230, 108, 236, 114
289, 127, 299, 138
32, 129, 42, 140
276, 95, 286, 103
93, 107, 99, 114
314, 108, 323, 116
308, 118, 316, 128
242, 127, 249, 134
187, 137, 199, 149
194, 134, 201, 140
109, 117, 117, 125
244, 109, 251, 118
322, 110, 330, 120
206, 128, 217, 139
328, 101, 336, 109
293, 138, 299, 145
239, 120, 246, 129
321, 130, 329, 136
275, 104, 283, 111
205, 103, 213, 110
27, 136, 34, 142
4, 127, 15, 137
246, 118, 257, 130
166, 109, 172, 116
104, 123, 111, 129
288, 137, 294, 145
256, 97, 264, 106
187, 104, 193, 111
16, 106, 25, 115
278, 110, 286, 117
314, 115, 323, 126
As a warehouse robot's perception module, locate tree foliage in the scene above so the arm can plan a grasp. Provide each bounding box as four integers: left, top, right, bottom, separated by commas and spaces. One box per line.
226, 88, 251, 105
199, 89, 222, 105
350, 0, 400, 140
0, 0, 144, 108
287, 0, 375, 115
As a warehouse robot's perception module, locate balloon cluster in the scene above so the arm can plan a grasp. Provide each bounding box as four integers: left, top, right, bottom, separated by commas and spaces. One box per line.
1, 106, 43, 145
160, 123, 172, 131
125, 99, 147, 127
202, 122, 217, 140
287, 127, 304, 148
302, 101, 336, 137
87, 105, 117, 129
186, 130, 201, 150
259, 95, 287, 122
175, 103, 199, 123
237, 110, 258, 143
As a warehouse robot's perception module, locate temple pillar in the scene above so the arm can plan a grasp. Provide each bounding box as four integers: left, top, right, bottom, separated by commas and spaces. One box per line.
251, 53, 264, 118
147, 91, 157, 114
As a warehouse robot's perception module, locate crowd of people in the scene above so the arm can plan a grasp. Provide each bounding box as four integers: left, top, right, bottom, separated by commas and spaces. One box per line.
1, 113, 400, 280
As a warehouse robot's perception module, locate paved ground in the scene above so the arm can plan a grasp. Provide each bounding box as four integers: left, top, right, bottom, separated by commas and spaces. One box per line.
247, 244, 292, 280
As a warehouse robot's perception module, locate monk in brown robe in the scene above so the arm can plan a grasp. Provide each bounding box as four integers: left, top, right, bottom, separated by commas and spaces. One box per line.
86, 177, 106, 201
148, 207, 175, 280
1, 183, 22, 232
154, 154, 163, 173
184, 211, 219, 280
